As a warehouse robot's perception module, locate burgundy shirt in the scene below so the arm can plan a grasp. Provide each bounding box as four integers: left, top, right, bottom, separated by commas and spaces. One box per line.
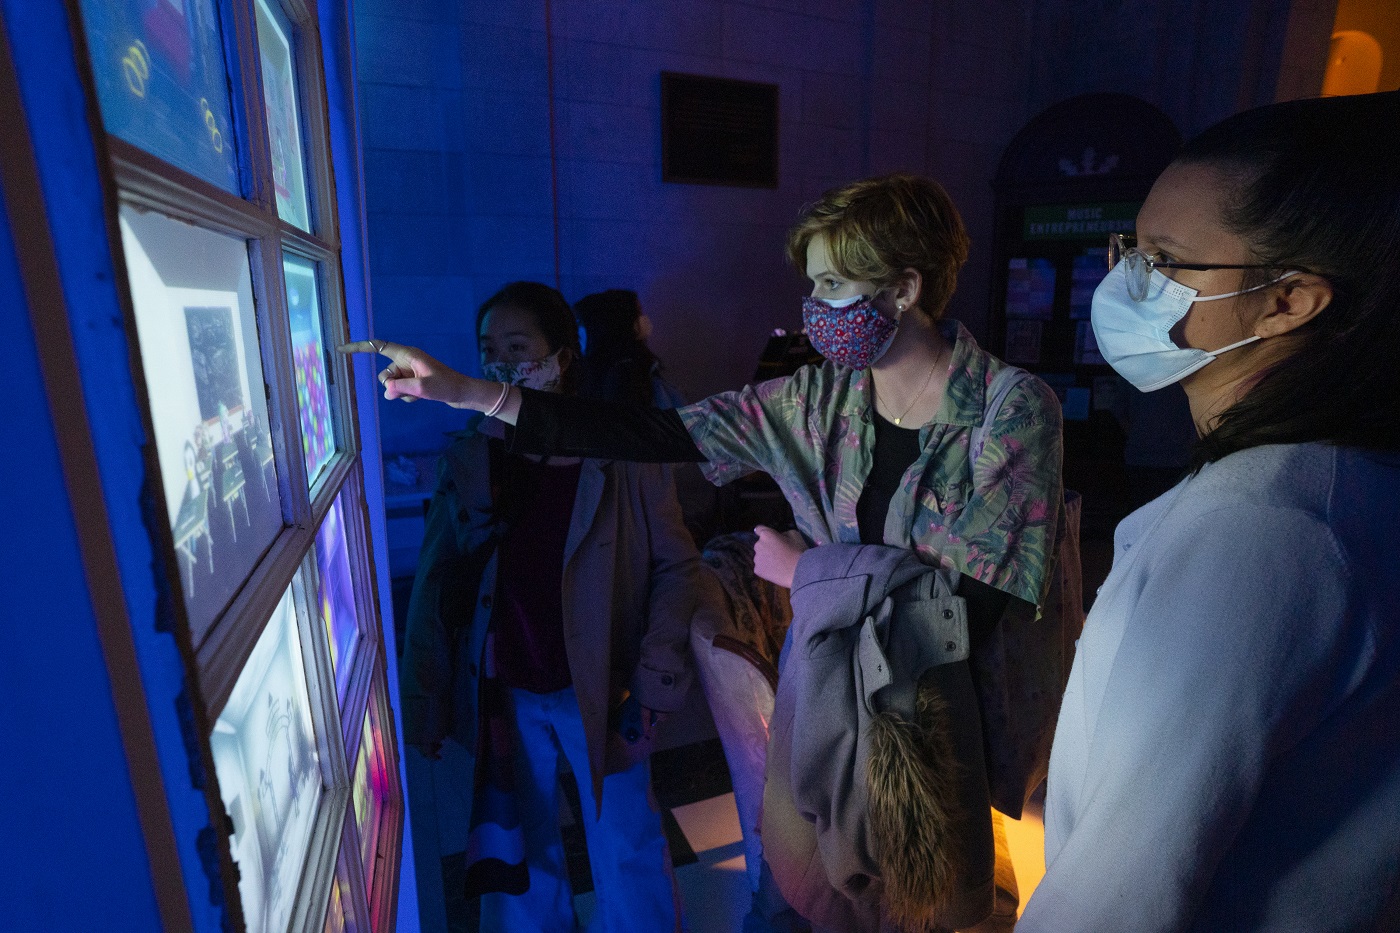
492, 457, 582, 693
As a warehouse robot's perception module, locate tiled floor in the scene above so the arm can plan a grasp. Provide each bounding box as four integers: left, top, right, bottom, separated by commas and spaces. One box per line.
575, 792, 752, 932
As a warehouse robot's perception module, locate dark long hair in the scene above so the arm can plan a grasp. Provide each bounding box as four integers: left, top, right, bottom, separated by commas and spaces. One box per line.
1174, 91, 1400, 470
475, 281, 582, 524
474, 280, 581, 395
573, 288, 661, 405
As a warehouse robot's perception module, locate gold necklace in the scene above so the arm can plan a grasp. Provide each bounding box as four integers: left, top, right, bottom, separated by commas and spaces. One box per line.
888, 344, 945, 426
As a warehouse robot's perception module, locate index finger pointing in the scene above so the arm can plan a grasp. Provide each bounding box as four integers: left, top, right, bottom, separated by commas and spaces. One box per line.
339, 339, 406, 360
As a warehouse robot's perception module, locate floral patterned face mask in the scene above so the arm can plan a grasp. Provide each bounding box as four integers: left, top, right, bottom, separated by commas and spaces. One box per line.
481, 351, 563, 392
801, 293, 900, 369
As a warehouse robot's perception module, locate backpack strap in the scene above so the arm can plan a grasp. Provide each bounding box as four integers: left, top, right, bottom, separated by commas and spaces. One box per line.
970, 365, 1029, 462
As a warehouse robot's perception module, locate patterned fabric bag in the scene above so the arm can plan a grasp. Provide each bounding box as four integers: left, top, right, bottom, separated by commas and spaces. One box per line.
969, 367, 1086, 817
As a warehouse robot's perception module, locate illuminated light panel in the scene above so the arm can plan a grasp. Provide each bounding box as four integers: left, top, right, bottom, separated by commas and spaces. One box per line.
78, 0, 240, 191
255, 0, 311, 229
119, 205, 283, 642
284, 254, 334, 485
313, 493, 358, 696
210, 579, 324, 933
351, 689, 391, 894
321, 851, 360, 933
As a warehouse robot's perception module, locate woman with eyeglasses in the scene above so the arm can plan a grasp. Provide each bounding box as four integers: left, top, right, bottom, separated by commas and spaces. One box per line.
1015, 90, 1400, 931
347, 174, 1066, 933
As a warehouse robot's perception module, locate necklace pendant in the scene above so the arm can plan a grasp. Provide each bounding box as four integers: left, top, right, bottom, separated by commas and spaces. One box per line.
893, 417, 901, 426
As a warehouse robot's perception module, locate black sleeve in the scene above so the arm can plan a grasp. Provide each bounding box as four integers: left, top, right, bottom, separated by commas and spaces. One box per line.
958, 574, 1016, 649
509, 386, 707, 463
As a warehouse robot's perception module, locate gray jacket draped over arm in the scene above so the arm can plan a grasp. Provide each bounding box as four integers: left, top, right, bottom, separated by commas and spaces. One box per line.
762, 543, 996, 933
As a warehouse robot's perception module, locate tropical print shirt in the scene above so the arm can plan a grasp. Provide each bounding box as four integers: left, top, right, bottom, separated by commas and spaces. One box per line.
678, 320, 1063, 606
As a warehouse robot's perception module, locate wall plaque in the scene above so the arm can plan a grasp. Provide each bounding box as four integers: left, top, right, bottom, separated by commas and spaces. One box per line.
662, 72, 778, 188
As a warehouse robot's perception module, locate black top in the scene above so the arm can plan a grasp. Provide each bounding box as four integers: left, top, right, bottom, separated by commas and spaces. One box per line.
856, 413, 924, 546
492, 457, 582, 693
854, 412, 1009, 641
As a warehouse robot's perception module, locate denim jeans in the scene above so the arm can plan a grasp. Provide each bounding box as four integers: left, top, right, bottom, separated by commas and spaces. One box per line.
478, 687, 682, 933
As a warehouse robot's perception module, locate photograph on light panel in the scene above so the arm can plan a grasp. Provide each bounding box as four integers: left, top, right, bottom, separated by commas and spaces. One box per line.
313, 492, 358, 697
285, 254, 334, 485
255, 0, 311, 230
211, 577, 325, 933
119, 204, 283, 641
78, 0, 240, 192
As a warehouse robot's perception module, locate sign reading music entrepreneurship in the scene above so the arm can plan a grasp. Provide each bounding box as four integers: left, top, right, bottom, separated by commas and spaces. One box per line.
1023, 202, 1138, 241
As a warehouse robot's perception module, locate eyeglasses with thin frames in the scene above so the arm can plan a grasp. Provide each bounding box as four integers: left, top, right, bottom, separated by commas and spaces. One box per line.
1107, 233, 1286, 302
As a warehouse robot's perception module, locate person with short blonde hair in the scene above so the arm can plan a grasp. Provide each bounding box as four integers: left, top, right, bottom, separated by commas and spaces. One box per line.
785, 173, 970, 321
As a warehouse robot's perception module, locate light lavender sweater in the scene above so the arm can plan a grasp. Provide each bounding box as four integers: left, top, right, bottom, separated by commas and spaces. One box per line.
1020, 443, 1400, 932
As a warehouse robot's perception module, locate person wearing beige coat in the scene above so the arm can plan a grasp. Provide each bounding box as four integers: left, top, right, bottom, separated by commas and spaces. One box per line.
399, 282, 702, 933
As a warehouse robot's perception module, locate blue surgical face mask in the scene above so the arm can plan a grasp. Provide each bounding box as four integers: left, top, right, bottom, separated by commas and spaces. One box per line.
1090, 262, 1296, 392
